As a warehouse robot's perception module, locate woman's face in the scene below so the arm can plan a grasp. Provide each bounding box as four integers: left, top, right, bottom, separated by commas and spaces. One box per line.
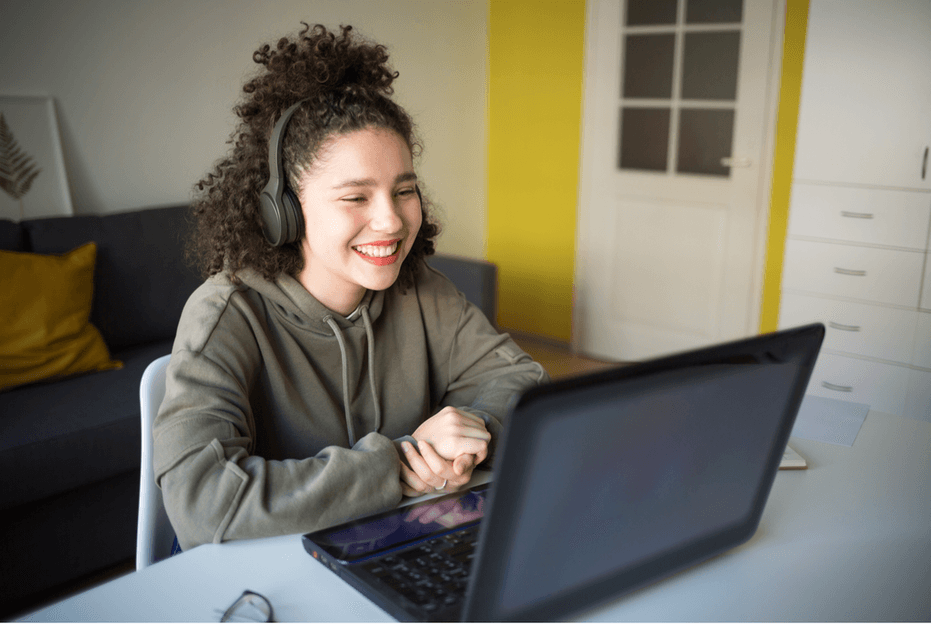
295, 127, 422, 315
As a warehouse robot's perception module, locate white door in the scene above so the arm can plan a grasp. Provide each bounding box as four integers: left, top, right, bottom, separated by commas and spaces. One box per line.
574, 0, 783, 361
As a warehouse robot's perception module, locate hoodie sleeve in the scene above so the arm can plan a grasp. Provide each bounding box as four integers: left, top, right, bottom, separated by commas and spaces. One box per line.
426, 271, 550, 461
152, 288, 405, 552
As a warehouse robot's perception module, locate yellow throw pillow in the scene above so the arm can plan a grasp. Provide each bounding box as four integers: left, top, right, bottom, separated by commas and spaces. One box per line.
0, 242, 122, 391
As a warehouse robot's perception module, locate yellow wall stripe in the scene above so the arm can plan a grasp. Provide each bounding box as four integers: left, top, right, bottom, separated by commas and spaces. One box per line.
759, 0, 810, 332
486, 0, 587, 342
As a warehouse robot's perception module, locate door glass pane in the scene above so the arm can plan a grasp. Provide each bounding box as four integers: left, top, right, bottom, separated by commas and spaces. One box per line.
619, 107, 670, 172
677, 108, 734, 176
623, 34, 676, 99
686, 0, 743, 24
626, 0, 677, 26
680, 32, 741, 100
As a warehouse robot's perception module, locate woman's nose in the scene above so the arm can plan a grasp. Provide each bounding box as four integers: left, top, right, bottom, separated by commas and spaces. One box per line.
369, 195, 404, 232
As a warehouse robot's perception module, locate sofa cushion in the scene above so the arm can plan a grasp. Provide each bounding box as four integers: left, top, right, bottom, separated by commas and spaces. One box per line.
0, 243, 121, 391
0, 219, 25, 251
0, 341, 170, 509
24, 205, 203, 351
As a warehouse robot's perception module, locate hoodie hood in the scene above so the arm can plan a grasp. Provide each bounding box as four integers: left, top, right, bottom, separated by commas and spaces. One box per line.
235, 268, 387, 335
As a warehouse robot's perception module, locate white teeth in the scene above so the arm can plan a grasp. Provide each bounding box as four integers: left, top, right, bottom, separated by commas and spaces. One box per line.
354, 242, 399, 258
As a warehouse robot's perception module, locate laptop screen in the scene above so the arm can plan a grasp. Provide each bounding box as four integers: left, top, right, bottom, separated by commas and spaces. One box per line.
306, 485, 489, 563
470, 355, 806, 621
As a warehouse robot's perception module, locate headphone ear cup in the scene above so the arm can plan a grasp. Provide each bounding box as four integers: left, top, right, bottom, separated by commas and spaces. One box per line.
259, 186, 286, 246
280, 187, 304, 244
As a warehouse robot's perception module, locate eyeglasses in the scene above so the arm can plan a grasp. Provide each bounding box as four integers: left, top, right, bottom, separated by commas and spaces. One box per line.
218, 590, 274, 622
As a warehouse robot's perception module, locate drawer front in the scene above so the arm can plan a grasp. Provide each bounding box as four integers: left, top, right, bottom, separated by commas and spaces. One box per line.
904, 369, 931, 424
806, 354, 909, 416
783, 239, 923, 307
914, 312, 931, 370
779, 293, 918, 364
788, 183, 931, 249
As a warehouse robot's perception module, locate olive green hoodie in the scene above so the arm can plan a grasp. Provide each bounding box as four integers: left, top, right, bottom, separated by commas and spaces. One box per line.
153, 263, 547, 550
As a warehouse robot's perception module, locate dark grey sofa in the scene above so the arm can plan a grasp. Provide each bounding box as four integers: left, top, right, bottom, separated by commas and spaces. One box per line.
0, 204, 497, 616
1, 205, 201, 615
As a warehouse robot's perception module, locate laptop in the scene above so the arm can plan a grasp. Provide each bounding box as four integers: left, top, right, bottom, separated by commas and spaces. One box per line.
303, 323, 825, 621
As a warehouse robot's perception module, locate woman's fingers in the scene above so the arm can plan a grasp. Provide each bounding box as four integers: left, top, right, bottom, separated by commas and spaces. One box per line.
402, 441, 447, 491
452, 453, 476, 476
418, 441, 474, 487
399, 460, 428, 496
400, 442, 439, 495
449, 409, 491, 439
417, 440, 454, 481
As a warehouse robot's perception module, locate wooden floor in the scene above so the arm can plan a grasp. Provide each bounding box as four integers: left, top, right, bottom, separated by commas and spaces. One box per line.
509, 330, 619, 379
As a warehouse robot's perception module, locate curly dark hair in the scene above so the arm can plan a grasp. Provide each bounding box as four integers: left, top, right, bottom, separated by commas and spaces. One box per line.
188, 23, 440, 290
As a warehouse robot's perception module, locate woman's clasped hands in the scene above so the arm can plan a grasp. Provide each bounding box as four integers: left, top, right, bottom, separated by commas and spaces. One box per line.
400, 407, 490, 497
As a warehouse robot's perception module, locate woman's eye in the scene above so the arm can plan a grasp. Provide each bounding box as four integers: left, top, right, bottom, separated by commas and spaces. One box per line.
397, 188, 416, 198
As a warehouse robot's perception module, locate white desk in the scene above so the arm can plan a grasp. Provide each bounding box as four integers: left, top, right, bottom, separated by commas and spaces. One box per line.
23, 411, 931, 622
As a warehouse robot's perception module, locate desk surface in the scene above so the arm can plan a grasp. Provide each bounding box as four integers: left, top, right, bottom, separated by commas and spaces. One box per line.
23, 410, 931, 622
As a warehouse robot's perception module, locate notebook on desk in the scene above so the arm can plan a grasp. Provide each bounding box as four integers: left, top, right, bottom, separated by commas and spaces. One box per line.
303, 323, 825, 622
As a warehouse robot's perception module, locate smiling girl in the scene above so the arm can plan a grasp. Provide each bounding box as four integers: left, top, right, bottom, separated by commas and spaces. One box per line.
153, 24, 547, 551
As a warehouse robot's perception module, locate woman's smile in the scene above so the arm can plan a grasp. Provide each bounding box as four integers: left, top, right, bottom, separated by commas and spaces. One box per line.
353, 239, 402, 264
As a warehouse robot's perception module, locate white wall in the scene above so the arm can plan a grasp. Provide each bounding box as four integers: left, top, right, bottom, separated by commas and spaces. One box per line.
0, 0, 488, 257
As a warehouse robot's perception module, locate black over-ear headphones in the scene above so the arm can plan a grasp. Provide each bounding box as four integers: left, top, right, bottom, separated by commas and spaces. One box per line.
259, 100, 307, 246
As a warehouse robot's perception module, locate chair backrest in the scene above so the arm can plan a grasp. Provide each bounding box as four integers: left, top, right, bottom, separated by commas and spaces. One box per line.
136, 354, 175, 570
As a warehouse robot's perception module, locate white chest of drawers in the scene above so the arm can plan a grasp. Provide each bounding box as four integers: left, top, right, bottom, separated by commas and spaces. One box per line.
779, 0, 931, 424
779, 182, 931, 422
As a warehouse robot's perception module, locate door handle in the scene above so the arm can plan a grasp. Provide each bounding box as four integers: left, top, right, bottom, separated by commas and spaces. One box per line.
923, 146, 928, 180
720, 157, 752, 168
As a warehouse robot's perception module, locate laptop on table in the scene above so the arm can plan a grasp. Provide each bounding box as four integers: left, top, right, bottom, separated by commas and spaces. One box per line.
303, 323, 825, 621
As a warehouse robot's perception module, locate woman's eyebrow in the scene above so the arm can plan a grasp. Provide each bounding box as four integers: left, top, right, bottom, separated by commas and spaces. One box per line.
331, 172, 418, 190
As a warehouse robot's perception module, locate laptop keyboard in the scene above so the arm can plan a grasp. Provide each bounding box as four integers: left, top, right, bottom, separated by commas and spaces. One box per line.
360, 525, 480, 615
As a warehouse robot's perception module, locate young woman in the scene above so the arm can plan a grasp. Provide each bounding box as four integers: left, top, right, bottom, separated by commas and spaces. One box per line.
153, 23, 547, 551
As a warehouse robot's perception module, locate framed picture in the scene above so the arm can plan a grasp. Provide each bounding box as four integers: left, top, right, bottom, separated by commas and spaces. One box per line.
0, 95, 73, 221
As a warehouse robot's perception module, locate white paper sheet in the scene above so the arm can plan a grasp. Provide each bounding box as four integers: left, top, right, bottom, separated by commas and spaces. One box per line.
790, 395, 870, 446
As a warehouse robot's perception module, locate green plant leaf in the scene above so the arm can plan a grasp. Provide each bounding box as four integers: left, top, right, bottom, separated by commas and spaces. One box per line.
0, 113, 43, 201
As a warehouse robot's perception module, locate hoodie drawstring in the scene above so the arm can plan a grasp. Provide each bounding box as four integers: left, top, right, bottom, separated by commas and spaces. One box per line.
323, 315, 355, 446
360, 305, 383, 434
323, 304, 381, 447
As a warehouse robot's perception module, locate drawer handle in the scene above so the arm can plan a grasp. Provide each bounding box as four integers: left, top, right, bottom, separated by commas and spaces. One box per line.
834, 267, 867, 277
840, 210, 873, 219
828, 321, 861, 332
822, 381, 854, 393
923, 146, 928, 180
